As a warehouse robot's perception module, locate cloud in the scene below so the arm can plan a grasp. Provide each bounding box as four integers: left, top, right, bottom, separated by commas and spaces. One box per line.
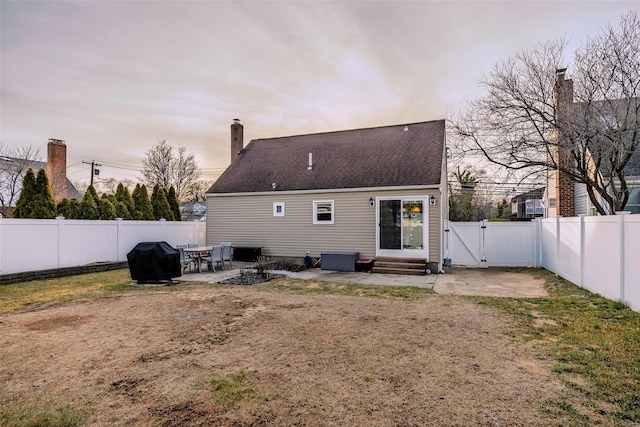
2, 0, 638, 184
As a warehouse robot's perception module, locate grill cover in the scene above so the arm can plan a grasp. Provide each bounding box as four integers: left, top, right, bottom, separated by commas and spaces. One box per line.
127, 241, 181, 283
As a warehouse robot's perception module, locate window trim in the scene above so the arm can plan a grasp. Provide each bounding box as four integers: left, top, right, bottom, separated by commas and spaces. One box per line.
313, 200, 334, 224
273, 202, 285, 217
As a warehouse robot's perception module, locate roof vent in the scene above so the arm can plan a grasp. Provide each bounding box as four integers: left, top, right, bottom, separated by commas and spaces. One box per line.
403, 126, 409, 131
271, 182, 278, 189
307, 152, 313, 170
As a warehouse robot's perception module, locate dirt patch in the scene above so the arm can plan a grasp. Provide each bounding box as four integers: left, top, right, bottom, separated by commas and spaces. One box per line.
435, 267, 549, 298
0, 281, 566, 426
24, 314, 94, 332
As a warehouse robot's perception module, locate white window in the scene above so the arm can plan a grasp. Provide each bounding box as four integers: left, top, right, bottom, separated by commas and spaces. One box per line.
525, 199, 544, 216
313, 200, 334, 224
627, 188, 640, 214
273, 202, 285, 217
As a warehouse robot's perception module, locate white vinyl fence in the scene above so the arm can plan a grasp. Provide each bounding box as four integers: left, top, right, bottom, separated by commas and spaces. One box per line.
0, 217, 206, 275
446, 215, 640, 312
539, 214, 640, 313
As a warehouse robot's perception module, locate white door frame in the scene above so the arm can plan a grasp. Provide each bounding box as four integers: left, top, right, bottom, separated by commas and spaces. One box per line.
375, 196, 429, 259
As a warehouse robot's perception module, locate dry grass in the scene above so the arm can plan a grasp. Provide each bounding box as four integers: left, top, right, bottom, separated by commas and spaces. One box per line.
468, 271, 640, 425
0, 269, 137, 313
0, 269, 638, 426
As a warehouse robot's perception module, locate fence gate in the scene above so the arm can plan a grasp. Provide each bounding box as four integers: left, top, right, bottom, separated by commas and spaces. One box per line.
444, 220, 487, 267
444, 220, 538, 267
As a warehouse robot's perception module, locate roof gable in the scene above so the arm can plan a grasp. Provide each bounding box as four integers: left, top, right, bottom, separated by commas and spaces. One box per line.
0, 157, 82, 201
208, 120, 445, 194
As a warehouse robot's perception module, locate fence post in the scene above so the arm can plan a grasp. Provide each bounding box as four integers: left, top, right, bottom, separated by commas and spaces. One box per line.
555, 216, 561, 277
533, 219, 540, 268
480, 219, 487, 266
443, 220, 449, 265
618, 212, 629, 304
116, 218, 123, 262
0, 214, 3, 274
579, 215, 585, 287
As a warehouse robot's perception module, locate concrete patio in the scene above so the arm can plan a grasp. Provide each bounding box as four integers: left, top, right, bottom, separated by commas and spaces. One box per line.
177, 263, 548, 298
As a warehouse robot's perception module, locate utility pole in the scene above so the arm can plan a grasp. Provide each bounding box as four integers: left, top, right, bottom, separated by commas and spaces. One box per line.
82, 160, 101, 186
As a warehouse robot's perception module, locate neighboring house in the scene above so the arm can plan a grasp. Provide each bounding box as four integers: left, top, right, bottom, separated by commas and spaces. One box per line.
510, 187, 545, 220
180, 201, 206, 221
206, 119, 448, 272
0, 139, 81, 216
623, 149, 640, 214
547, 70, 639, 216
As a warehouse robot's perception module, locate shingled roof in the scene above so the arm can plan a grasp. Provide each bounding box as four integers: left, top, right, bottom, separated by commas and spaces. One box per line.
0, 157, 82, 200
208, 120, 445, 194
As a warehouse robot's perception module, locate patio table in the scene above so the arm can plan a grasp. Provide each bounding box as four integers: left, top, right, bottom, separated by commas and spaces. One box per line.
183, 246, 212, 273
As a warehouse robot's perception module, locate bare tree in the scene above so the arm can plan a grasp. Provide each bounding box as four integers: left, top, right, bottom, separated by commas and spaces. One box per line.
0, 142, 41, 216
450, 11, 640, 215
140, 140, 200, 201
94, 177, 136, 195
172, 146, 200, 202
186, 179, 214, 202
448, 166, 495, 221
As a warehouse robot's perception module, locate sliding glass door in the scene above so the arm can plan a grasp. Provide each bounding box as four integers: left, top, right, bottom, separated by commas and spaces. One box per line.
377, 198, 427, 257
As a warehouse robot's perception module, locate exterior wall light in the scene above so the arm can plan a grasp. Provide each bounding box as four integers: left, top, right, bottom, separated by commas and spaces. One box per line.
369, 197, 375, 207
430, 195, 437, 206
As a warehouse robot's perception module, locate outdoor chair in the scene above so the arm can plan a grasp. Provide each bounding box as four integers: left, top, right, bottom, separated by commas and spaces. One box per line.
178, 247, 194, 272
177, 244, 196, 262
202, 245, 224, 272
220, 242, 233, 270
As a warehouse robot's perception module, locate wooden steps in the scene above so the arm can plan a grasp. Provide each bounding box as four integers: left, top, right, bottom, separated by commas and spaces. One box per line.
371, 257, 427, 276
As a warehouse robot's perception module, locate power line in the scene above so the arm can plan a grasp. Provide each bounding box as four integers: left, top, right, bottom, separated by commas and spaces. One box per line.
82, 160, 101, 186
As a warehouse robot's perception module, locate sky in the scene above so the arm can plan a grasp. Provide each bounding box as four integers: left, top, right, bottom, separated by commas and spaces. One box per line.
1, 0, 638, 186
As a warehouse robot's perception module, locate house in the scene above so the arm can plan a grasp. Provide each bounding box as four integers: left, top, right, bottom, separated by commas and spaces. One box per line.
0, 139, 81, 216
205, 119, 448, 273
547, 70, 640, 216
180, 201, 206, 221
510, 187, 545, 220
623, 150, 640, 214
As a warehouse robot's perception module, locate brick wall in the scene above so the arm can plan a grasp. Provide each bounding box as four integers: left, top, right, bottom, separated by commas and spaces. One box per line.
46, 139, 68, 203
231, 119, 244, 164
554, 71, 575, 217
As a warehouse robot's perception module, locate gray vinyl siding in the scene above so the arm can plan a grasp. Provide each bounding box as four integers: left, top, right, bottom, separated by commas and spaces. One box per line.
206, 188, 442, 262
574, 183, 589, 216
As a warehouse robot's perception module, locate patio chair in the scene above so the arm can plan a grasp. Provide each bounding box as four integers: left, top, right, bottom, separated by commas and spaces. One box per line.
220, 242, 233, 270
202, 245, 224, 272
178, 247, 194, 272
177, 244, 196, 262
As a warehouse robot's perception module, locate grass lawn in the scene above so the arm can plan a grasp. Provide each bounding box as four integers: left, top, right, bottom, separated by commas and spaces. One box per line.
0, 269, 164, 314
469, 270, 640, 424
1, 268, 638, 425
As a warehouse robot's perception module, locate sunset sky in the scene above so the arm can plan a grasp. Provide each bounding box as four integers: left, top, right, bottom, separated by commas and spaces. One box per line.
1, 1, 638, 185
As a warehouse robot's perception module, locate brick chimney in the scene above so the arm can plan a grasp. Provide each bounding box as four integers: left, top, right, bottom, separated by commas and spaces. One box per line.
231, 119, 244, 164
47, 138, 68, 203
554, 69, 575, 217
